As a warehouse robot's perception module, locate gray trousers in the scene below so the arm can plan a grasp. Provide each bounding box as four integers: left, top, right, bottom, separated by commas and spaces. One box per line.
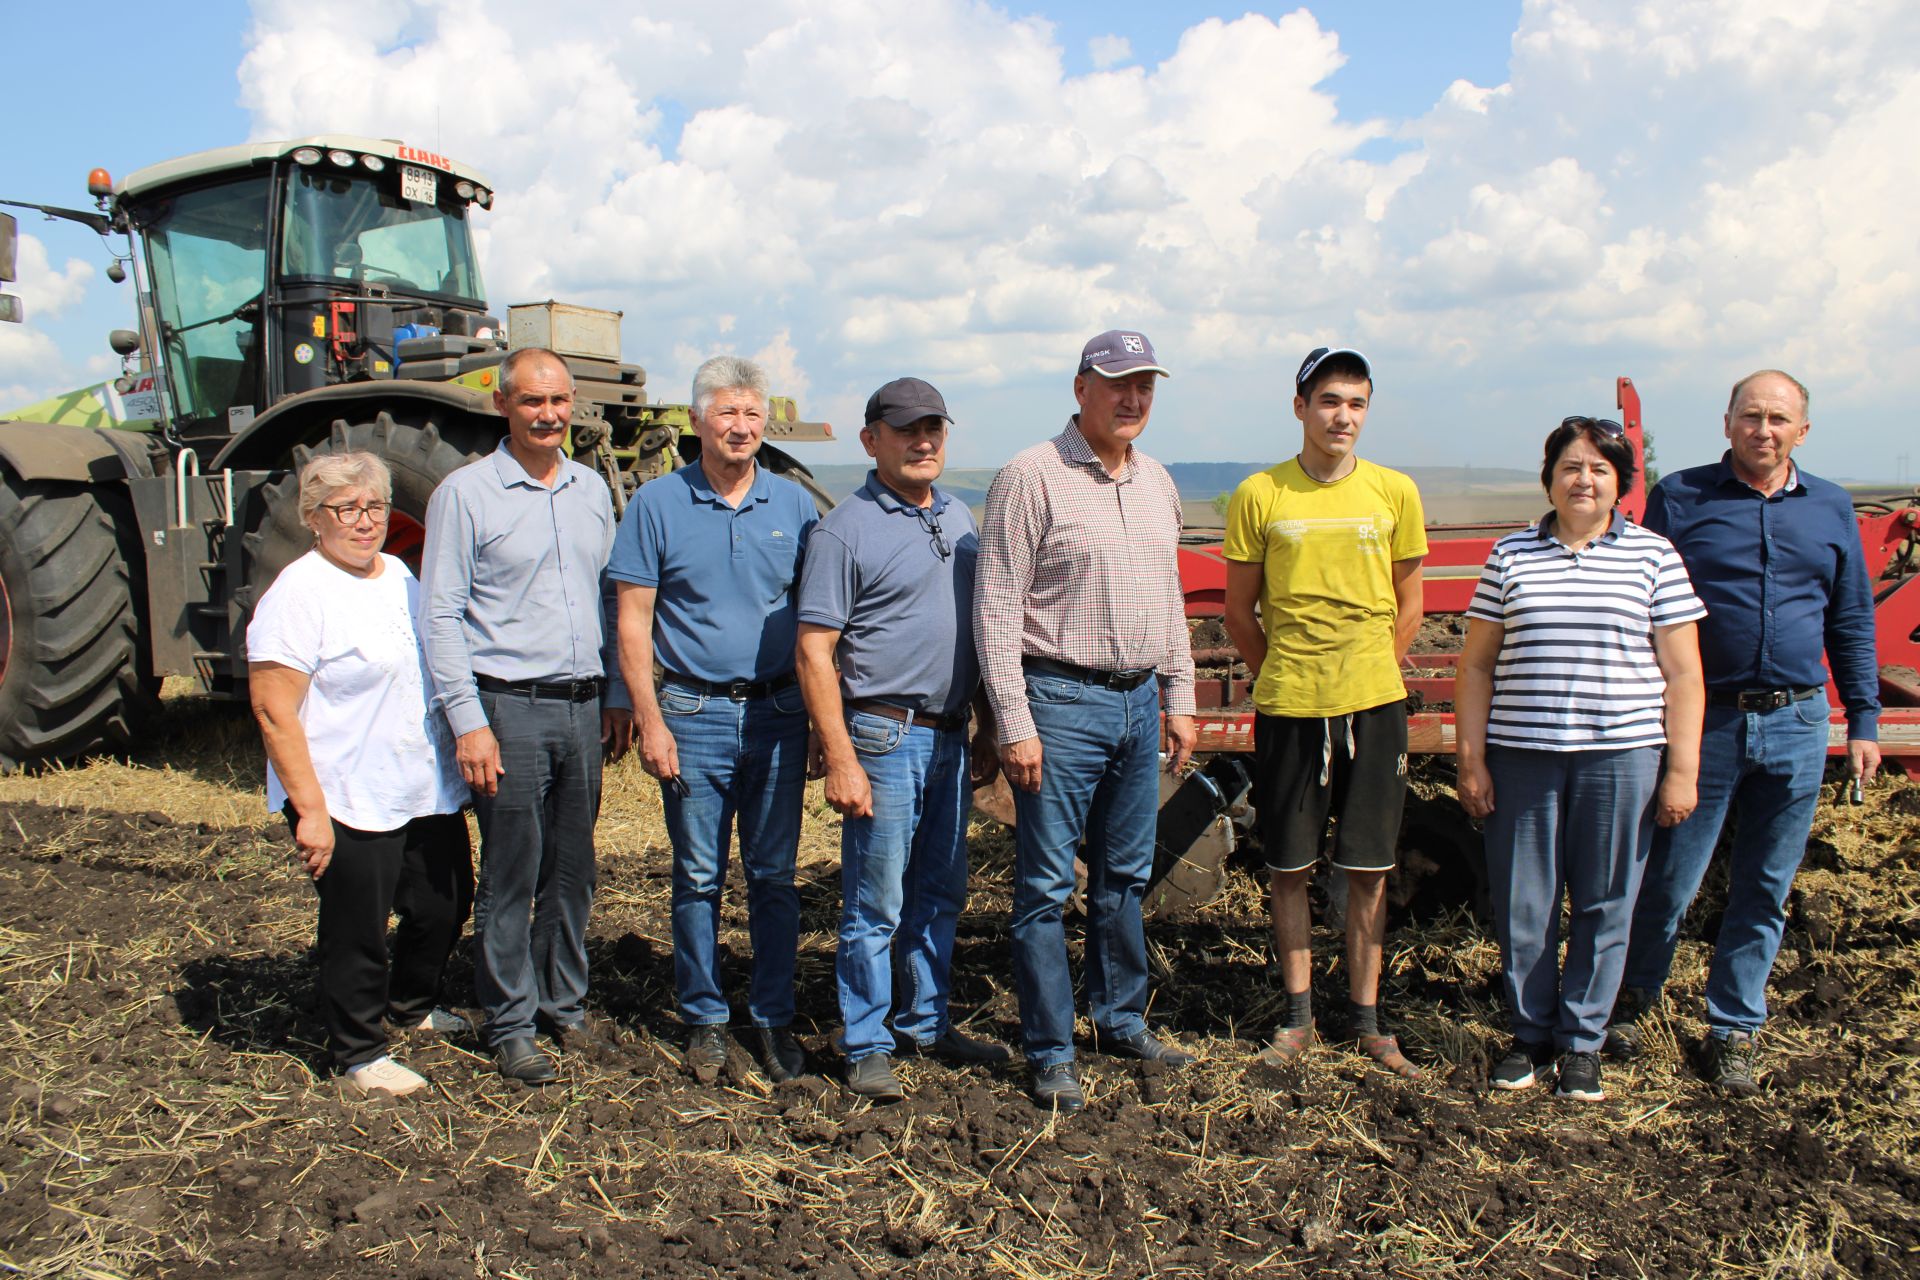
1485, 744, 1659, 1054
470, 688, 603, 1047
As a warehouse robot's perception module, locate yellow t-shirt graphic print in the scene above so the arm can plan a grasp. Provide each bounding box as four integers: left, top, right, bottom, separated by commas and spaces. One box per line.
1223, 458, 1428, 718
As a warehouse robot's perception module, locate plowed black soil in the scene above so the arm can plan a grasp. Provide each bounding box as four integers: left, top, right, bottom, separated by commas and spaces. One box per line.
2, 780, 1918, 1278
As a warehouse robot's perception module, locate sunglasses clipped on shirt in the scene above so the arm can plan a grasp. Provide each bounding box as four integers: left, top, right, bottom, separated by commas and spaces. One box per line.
1561, 415, 1626, 439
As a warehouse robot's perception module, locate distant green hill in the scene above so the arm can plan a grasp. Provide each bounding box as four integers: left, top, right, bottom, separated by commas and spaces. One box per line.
802, 461, 1538, 508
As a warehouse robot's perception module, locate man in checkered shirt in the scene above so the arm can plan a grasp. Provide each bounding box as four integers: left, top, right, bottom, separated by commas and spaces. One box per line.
975, 329, 1199, 1114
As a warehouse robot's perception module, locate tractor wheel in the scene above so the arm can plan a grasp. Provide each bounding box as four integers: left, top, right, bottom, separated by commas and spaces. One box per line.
0, 474, 155, 772
238, 410, 496, 618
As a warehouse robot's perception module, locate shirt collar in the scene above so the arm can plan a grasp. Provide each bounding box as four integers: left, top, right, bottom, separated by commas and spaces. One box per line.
1058, 417, 1133, 481
1712, 451, 1803, 497
1538, 507, 1625, 549
490, 440, 575, 491
862, 470, 948, 517
683, 458, 770, 507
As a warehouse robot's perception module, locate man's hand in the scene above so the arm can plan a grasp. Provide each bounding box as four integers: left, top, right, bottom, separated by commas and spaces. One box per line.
457, 726, 506, 798
294, 809, 334, 880
1164, 714, 1197, 776
969, 731, 1001, 788
1001, 736, 1044, 793
1456, 758, 1495, 819
807, 729, 829, 781
823, 754, 873, 818
1849, 738, 1882, 786
601, 707, 634, 762
1654, 771, 1697, 828
638, 716, 680, 782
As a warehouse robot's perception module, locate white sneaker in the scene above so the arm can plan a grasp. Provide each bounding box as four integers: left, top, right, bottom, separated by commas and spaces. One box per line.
410, 1008, 472, 1035
346, 1056, 429, 1097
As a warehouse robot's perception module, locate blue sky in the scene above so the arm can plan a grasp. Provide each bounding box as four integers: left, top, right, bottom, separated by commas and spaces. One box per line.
4, 2, 1915, 483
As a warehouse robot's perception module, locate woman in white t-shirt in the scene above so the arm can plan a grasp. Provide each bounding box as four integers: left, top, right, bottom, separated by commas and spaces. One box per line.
1454, 417, 1705, 1104
248, 451, 470, 1098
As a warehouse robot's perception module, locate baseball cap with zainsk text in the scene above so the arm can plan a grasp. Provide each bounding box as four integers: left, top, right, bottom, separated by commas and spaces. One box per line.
865, 376, 953, 428
1295, 346, 1372, 391
1078, 330, 1171, 379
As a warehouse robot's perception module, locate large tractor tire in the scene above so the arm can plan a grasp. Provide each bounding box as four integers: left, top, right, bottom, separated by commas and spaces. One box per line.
0, 474, 155, 772
238, 410, 496, 620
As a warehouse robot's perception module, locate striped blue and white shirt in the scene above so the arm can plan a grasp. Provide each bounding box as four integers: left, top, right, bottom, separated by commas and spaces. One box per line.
1466, 511, 1706, 751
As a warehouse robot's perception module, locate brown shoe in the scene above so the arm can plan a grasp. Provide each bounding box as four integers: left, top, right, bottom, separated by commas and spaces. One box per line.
1357, 1032, 1421, 1079
1258, 1022, 1315, 1067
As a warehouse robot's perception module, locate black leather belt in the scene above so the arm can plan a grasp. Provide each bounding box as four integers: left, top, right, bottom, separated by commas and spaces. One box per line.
846, 698, 968, 734
1022, 655, 1155, 691
1707, 686, 1821, 712
476, 673, 604, 702
661, 670, 798, 702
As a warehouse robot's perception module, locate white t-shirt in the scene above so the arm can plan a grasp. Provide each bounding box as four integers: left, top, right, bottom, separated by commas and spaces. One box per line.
246, 550, 468, 830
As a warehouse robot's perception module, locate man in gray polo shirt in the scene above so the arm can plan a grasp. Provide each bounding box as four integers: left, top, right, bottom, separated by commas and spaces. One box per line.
796, 377, 1007, 1100
421, 346, 632, 1085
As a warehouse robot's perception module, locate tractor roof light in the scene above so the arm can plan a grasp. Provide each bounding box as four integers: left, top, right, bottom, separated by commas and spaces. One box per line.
475, 187, 493, 209
327, 149, 355, 167
453, 180, 476, 201
291, 147, 322, 165
86, 168, 114, 198
360, 154, 386, 172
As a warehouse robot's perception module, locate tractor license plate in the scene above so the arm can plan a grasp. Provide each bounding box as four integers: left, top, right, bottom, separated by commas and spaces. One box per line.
400, 164, 437, 205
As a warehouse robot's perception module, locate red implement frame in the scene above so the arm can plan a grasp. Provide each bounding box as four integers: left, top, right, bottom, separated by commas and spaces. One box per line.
1181, 377, 1920, 761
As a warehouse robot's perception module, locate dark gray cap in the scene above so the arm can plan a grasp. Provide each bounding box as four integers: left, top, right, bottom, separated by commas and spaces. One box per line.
1077, 329, 1170, 378
864, 376, 952, 428
1295, 346, 1372, 390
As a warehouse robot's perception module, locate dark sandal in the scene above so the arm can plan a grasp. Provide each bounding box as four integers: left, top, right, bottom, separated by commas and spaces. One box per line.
1357, 1032, 1421, 1079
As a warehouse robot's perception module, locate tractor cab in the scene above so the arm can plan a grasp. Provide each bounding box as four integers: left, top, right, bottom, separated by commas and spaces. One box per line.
113, 136, 499, 454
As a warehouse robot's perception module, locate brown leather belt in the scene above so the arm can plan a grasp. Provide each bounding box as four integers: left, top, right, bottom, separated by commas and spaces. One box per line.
845, 698, 968, 734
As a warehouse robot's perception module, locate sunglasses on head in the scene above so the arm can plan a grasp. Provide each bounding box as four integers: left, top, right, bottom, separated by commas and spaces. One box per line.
1561, 415, 1626, 439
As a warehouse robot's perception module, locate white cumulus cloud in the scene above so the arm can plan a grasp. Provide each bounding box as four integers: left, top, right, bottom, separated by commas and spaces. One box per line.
209, 0, 1920, 472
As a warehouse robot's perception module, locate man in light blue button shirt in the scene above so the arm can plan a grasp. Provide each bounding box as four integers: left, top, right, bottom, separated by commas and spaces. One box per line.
421, 347, 632, 1085
611, 355, 820, 1086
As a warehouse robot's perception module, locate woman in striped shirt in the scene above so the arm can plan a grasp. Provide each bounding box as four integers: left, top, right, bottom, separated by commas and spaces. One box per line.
1455, 417, 1705, 1102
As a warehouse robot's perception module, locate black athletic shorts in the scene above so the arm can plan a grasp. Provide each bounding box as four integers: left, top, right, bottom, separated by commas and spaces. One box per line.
1253, 700, 1409, 873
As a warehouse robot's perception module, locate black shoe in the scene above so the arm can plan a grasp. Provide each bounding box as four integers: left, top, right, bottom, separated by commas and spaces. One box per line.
685, 1024, 729, 1083
546, 1015, 618, 1056
493, 1036, 557, 1086
753, 1027, 809, 1083
1555, 1051, 1605, 1102
1100, 1029, 1196, 1069
1703, 1031, 1760, 1097
846, 1053, 906, 1101
907, 1027, 1011, 1066
1603, 985, 1656, 1059
1490, 1039, 1555, 1091
1031, 1062, 1085, 1114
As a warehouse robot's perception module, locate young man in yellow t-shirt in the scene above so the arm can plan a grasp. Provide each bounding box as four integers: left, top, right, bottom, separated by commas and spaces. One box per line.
1221, 347, 1428, 1077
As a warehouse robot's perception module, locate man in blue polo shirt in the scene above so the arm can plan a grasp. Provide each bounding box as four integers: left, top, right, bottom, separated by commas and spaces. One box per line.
1612, 369, 1881, 1096
795, 377, 1009, 1101
610, 354, 819, 1085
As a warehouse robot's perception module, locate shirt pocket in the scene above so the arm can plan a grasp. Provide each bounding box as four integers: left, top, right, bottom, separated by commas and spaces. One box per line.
753, 532, 800, 603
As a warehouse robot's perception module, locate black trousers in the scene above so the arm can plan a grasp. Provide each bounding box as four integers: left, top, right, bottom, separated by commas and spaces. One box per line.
288, 808, 474, 1070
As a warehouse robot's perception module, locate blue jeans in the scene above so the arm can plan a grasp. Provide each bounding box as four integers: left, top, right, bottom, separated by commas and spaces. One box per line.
659, 681, 809, 1028
836, 712, 972, 1062
1011, 671, 1161, 1068
470, 690, 602, 1047
1623, 690, 1830, 1034
1484, 745, 1659, 1053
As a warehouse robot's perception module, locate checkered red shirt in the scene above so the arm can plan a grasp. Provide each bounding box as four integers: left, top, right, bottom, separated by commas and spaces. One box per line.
975, 419, 1196, 744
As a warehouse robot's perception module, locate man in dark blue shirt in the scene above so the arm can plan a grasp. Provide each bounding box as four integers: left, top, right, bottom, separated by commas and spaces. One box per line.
1613, 369, 1881, 1096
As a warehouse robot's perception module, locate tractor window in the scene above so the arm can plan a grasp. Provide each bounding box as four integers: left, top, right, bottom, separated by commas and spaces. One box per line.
143, 177, 271, 429
281, 169, 485, 302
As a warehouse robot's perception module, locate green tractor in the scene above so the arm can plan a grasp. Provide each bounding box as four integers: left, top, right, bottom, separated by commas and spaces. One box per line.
0, 134, 832, 771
